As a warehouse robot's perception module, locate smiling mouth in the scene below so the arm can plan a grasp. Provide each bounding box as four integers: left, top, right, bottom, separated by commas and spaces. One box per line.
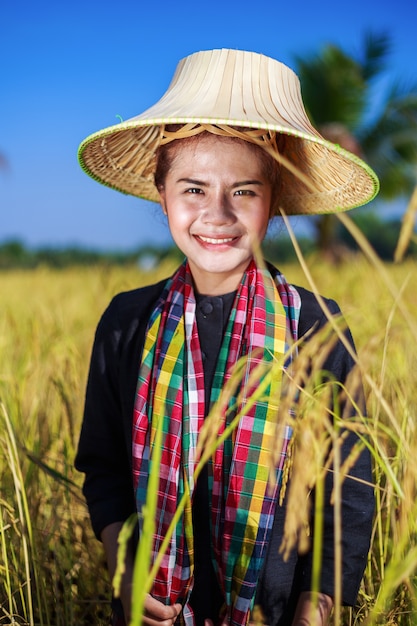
197, 235, 238, 244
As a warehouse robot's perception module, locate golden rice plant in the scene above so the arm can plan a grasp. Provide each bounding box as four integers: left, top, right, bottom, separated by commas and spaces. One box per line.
0, 262, 178, 625
281, 213, 417, 624
0, 244, 417, 625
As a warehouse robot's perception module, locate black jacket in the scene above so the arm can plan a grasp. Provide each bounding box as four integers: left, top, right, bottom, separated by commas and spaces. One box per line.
75, 276, 374, 625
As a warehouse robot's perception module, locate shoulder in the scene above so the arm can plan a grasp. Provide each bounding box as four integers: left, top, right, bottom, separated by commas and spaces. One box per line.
89, 278, 168, 363
292, 284, 359, 381
293, 284, 342, 337
99, 278, 167, 334
267, 262, 342, 336
85, 277, 169, 396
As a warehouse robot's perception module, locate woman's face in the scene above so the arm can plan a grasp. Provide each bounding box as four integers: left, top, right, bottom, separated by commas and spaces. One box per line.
158, 134, 273, 295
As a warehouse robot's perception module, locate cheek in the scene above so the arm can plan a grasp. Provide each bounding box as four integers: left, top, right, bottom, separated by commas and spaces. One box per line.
252, 204, 272, 236
165, 203, 194, 235
165, 195, 200, 224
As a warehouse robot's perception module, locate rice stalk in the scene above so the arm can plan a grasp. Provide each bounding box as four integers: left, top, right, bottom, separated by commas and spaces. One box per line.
278, 211, 417, 624
0, 402, 35, 625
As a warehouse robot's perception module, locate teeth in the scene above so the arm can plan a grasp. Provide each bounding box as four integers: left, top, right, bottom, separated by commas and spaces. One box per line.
199, 236, 235, 244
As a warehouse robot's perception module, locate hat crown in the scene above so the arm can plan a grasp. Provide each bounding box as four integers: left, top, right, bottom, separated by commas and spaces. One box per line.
131, 49, 316, 136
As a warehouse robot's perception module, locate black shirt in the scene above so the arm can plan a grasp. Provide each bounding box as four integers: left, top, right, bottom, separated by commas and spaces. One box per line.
75, 276, 375, 625
191, 292, 236, 624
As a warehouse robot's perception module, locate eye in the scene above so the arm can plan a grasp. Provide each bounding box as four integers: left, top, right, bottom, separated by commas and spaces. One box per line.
185, 187, 204, 195
234, 189, 255, 196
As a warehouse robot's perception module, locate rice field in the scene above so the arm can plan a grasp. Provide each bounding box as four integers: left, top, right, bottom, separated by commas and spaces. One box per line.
1, 249, 417, 625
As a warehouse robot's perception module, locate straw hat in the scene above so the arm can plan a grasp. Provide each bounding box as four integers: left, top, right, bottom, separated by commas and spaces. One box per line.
78, 48, 379, 215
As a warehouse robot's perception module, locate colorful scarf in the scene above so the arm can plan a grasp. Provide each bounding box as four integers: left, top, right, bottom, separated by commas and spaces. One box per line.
132, 260, 301, 626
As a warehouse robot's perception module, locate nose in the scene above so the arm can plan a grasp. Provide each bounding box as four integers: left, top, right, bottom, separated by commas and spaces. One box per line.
202, 192, 235, 225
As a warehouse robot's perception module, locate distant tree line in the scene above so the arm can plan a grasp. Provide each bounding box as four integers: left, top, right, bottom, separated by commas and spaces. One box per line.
338, 211, 417, 260
0, 213, 414, 270
0, 240, 182, 270
264, 212, 416, 265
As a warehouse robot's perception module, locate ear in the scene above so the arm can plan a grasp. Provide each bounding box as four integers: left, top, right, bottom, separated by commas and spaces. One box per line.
158, 188, 168, 215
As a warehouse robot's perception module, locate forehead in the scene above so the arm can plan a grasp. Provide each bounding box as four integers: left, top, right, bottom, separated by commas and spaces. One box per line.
168, 134, 265, 168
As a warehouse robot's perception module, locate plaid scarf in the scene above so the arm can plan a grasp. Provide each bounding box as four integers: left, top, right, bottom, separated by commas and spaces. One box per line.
132, 260, 300, 626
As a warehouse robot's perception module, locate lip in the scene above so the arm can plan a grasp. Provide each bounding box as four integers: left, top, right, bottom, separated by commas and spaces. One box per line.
193, 234, 241, 251
196, 235, 238, 245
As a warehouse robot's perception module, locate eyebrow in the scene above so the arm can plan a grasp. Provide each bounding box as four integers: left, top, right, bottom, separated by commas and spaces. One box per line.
176, 178, 265, 187
176, 178, 207, 186
232, 180, 264, 187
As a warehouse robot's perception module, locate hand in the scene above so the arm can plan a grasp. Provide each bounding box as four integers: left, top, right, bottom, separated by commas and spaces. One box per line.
121, 590, 181, 626
291, 591, 333, 625
140, 594, 182, 626
101, 523, 182, 626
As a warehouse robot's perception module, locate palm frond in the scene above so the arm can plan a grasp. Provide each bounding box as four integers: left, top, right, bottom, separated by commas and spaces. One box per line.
295, 45, 366, 128
359, 30, 392, 81
360, 80, 417, 197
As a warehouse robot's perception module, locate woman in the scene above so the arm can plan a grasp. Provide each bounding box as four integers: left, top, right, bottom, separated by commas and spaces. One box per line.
75, 49, 377, 626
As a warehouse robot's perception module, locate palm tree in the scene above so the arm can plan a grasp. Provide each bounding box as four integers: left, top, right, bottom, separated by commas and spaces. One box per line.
293, 31, 417, 260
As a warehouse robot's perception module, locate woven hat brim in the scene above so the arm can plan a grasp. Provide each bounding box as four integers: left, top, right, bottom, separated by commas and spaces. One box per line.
78, 116, 379, 216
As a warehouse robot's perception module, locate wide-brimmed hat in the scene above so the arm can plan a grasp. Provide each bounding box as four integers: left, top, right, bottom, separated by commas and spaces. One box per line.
78, 48, 379, 215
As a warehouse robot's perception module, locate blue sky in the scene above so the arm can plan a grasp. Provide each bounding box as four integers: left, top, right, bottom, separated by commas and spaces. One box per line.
1, 0, 416, 251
